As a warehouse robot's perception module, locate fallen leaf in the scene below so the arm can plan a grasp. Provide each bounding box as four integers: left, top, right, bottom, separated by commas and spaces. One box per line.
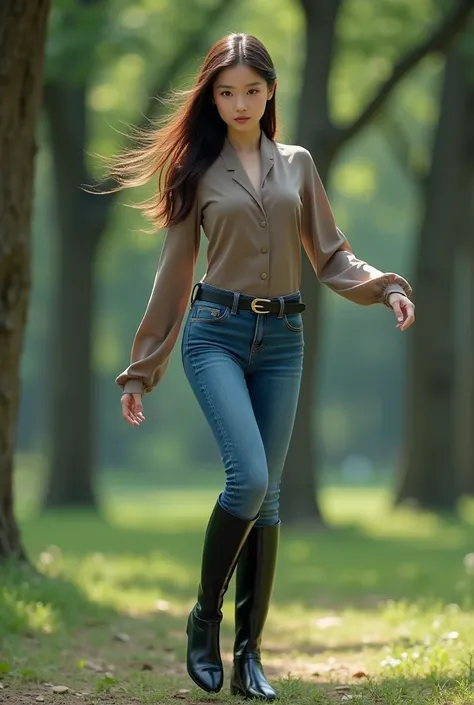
113, 632, 130, 643
334, 686, 351, 692
52, 685, 69, 694
173, 689, 190, 698
352, 671, 368, 679
36, 698, 45, 703
84, 660, 103, 672
141, 663, 153, 671
341, 696, 353, 702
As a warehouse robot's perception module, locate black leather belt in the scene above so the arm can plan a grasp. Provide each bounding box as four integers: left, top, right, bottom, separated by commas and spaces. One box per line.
192, 284, 306, 315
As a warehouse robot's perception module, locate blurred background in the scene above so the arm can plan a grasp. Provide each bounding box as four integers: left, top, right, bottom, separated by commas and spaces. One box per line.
14, 0, 474, 526
4, 1, 474, 701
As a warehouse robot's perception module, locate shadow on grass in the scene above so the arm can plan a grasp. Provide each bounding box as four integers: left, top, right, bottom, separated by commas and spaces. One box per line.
16, 509, 474, 611
0, 560, 194, 694
2, 500, 474, 703
0, 559, 115, 637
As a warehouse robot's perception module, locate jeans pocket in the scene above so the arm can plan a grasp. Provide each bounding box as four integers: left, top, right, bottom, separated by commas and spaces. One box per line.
283, 313, 304, 332
190, 301, 230, 324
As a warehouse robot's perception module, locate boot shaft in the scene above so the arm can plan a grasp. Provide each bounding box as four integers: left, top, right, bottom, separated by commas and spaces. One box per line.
197, 499, 257, 621
234, 522, 280, 656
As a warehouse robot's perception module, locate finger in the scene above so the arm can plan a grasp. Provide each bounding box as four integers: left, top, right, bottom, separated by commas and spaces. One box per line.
123, 410, 139, 426
132, 394, 145, 422
391, 300, 404, 324
121, 400, 140, 426
398, 303, 415, 331
400, 311, 415, 331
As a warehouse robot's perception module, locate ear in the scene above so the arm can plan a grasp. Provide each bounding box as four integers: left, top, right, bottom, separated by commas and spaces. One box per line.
268, 80, 277, 100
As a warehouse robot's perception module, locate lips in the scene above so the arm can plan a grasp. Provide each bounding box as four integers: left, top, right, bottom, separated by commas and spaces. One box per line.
234, 117, 250, 123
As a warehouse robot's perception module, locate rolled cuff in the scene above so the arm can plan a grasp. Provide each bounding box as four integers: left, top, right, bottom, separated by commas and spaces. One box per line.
121, 379, 145, 395
382, 281, 412, 308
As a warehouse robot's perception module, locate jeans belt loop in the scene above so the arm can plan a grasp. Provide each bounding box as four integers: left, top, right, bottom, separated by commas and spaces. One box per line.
231, 292, 240, 315
190, 282, 201, 306
277, 296, 285, 319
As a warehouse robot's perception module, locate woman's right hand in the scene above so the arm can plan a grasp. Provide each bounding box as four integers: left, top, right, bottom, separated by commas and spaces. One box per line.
121, 393, 145, 426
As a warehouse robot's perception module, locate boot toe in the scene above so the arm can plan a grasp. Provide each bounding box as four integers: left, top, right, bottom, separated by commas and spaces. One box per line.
188, 664, 223, 693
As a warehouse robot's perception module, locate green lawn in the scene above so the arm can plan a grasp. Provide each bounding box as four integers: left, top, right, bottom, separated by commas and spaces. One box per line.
2, 487, 474, 704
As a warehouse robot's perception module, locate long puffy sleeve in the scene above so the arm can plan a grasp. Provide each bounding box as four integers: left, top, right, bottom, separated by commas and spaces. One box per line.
116, 196, 201, 395
300, 149, 412, 306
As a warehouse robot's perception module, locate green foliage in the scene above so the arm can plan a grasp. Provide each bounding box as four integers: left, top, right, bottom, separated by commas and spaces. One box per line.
46, 0, 110, 84
4, 488, 474, 702
22, 0, 462, 481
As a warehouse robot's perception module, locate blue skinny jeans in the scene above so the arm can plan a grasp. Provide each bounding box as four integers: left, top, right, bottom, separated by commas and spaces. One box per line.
181, 283, 304, 527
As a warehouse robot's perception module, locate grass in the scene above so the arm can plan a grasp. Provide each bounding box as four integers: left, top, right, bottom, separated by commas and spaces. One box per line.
2, 486, 474, 704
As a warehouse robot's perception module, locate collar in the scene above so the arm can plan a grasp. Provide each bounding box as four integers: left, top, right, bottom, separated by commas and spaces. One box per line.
220, 130, 275, 210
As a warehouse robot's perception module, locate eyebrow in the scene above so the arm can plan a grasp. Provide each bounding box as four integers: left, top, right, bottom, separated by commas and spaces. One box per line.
216, 81, 263, 89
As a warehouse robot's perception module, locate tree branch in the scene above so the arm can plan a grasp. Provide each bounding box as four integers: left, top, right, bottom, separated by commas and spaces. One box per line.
141, 0, 239, 125
339, 0, 474, 145
378, 110, 426, 186
89, 0, 237, 191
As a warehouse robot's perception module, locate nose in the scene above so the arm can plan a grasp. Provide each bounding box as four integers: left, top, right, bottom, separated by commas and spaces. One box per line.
235, 96, 247, 112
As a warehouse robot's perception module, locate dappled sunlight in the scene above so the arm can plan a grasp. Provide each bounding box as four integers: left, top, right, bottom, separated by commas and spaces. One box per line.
104, 487, 219, 529
35, 546, 197, 615
6, 488, 474, 702
322, 487, 470, 543
252, 599, 474, 691
0, 587, 59, 635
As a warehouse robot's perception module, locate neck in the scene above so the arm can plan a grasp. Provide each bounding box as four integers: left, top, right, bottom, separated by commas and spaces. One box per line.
226, 126, 261, 153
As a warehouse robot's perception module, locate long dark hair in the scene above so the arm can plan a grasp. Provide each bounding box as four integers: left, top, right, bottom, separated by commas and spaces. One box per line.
106, 33, 277, 230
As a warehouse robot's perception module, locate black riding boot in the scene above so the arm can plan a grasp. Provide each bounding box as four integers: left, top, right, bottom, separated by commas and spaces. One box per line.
186, 499, 256, 693
230, 522, 280, 701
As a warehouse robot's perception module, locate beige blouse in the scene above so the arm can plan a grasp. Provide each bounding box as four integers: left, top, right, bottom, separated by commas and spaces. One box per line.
116, 131, 412, 395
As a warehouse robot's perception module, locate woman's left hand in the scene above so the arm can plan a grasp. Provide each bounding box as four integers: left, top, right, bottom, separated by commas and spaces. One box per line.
387, 293, 415, 331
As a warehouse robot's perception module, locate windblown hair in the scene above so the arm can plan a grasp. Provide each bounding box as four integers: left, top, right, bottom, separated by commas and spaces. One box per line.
106, 33, 277, 230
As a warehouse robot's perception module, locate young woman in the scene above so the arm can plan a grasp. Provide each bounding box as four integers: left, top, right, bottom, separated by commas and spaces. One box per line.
114, 33, 415, 701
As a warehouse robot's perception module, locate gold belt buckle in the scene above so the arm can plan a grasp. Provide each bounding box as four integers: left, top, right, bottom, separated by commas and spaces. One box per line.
250, 298, 271, 314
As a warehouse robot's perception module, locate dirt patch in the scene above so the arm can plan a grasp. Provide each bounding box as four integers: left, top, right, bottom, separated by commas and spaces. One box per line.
0, 682, 146, 705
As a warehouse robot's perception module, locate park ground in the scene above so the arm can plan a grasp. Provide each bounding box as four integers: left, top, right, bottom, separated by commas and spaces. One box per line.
3, 486, 474, 704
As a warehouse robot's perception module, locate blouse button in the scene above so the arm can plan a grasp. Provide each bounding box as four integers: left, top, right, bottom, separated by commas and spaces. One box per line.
261, 246, 268, 254
260, 272, 268, 280
260, 220, 267, 227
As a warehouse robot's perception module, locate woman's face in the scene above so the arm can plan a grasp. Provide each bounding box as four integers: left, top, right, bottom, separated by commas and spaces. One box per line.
212, 64, 274, 134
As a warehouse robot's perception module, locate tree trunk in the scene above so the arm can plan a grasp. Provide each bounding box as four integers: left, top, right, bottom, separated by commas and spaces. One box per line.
281, 0, 474, 526
0, 0, 51, 560
280, 0, 342, 527
396, 49, 471, 511
456, 75, 474, 496
42, 84, 109, 509
41, 0, 239, 509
